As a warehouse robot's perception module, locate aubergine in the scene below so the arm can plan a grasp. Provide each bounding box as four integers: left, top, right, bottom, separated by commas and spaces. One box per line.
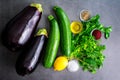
2, 3, 43, 51
15, 29, 47, 76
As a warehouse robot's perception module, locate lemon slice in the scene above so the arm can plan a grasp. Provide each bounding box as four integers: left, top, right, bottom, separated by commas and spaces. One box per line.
54, 56, 68, 71
70, 21, 83, 34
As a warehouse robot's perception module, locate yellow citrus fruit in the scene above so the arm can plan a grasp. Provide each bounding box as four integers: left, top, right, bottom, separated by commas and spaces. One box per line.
70, 21, 83, 34
54, 56, 68, 71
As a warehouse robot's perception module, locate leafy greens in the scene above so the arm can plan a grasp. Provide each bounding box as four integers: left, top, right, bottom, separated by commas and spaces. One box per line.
70, 14, 112, 73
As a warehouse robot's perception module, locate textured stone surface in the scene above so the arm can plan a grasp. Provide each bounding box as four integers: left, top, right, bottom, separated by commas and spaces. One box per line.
0, 0, 120, 80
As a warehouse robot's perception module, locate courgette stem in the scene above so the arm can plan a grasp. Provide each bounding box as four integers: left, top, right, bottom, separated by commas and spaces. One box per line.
48, 15, 54, 21
30, 3, 43, 12
35, 28, 48, 37
53, 6, 58, 10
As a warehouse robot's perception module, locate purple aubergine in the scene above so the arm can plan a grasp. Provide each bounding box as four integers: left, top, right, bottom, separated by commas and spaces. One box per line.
15, 29, 47, 76
2, 3, 43, 51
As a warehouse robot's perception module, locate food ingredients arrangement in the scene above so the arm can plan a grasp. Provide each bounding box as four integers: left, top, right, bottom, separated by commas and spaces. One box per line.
2, 3, 112, 76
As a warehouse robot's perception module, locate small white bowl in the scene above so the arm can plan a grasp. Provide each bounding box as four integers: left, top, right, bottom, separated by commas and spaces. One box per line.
80, 9, 91, 22
67, 59, 80, 72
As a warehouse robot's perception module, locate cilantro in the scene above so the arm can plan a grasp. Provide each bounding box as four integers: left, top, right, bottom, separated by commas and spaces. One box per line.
70, 14, 112, 73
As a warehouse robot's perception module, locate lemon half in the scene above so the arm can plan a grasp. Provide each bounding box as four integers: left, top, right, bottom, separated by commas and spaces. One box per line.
70, 21, 83, 34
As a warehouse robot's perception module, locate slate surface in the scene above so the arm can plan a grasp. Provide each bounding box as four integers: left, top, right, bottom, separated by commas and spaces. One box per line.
0, 0, 120, 80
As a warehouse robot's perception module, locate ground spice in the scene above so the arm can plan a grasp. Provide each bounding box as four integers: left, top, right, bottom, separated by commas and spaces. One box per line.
92, 30, 102, 40
80, 10, 91, 21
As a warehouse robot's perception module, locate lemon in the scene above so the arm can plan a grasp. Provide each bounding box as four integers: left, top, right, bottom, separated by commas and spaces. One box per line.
54, 56, 68, 71
70, 21, 83, 34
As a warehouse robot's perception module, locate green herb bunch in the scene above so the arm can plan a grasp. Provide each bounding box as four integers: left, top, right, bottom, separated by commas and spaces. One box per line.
70, 14, 112, 73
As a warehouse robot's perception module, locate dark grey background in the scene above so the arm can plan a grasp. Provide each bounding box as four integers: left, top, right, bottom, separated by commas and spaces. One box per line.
0, 0, 120, 80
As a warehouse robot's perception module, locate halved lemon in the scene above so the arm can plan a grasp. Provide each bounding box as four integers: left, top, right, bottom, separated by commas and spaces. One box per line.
70, 21, 83, 34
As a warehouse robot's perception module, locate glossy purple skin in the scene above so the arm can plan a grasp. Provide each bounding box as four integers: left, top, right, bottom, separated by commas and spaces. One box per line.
2, 6, 42, 51
15, 35, 46, 76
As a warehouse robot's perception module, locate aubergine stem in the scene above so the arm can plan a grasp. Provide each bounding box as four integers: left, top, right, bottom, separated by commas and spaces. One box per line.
30, 3, 43, 12
35, 28, 48, 37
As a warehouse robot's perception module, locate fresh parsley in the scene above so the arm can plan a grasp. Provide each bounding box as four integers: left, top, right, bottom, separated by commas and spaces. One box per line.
70, 14, 112, 73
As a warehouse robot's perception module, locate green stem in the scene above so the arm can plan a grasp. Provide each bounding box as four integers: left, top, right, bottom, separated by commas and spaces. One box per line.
48, 15, 54, 21
35, 28, 48, 37
30, 3, 43, 12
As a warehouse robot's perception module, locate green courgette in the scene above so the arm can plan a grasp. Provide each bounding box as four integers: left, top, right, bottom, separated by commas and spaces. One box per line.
43, 15, 60, 68
53, 6, 71, 57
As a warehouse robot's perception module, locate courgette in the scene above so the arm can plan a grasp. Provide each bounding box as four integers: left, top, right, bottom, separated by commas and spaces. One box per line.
53, 6, 71, 57
43, 15, 60, 68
